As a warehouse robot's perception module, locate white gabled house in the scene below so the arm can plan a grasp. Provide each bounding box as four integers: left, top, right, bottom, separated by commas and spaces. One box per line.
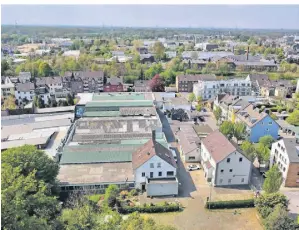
132, 133, 178, 197
201, 130, 252, 186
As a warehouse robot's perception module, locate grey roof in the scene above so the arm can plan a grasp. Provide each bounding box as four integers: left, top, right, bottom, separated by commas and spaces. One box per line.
227, 55, 261, 62
193, 124, 213, 135
106, 77, 123, 85
36, 76, 62, 86
65, 71, 104, 80
18, 72, 31, 79
248, 74, 270, 88
282, 138, 299, 163
119, 107, 156, 116
134, 80, 150, 87
15, 82, 35, 92
177, 74, 216, 82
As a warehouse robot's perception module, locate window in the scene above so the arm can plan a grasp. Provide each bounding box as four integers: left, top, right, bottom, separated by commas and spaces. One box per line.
283, 167, 286, 172
219, 179, 223, 184
228, 179, 232, 184
229, 169, 233, 172
269, 121, 273, 125
239, 157, 243, 162
261, 122, 264, 125
150, 163, 154, 168
150, 172, 154, 178
157, 163, 161, 168
189, 156, 195, 160
227, 158, 231, 163
158, 172, 162, 176
220, 169, 224, 173
142, 172, 145, 177
167, 171, 174, 176
266, 128, 270, 131
278, 143, 281, 147
241, 178, 245, 183
297, 172, 299, 176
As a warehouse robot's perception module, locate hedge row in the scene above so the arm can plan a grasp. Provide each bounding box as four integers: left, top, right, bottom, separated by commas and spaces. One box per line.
205, 199, 255, 209
118, 204, 180, 214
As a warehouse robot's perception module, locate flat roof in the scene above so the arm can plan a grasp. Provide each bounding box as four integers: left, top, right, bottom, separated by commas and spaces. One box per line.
92, 93, 146, 101
83, 111, 121, 117
35, 106, 75, 114
85, 100, 153, 108
57, 162, 134, 185
60, 150, 133, 164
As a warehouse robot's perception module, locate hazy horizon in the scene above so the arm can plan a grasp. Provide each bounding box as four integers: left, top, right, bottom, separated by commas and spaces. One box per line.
2, 5, 299, 30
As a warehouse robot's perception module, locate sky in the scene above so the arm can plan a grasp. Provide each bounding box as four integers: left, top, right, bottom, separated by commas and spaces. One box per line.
2, 5, 299, 29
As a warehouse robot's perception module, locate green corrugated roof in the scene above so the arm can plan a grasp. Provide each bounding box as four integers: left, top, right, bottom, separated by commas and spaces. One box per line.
60, 151, 132, 164
85, 100, 153, 108
83, 111, 121, 117
92, 93, 145, 101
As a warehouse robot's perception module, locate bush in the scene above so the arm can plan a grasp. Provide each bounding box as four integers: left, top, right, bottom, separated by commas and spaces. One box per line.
107, 196, 117, 208
205, 199, 255, 209
120, 190, 129, 199
129, 189, 138, 197
87, 194, 103, 203
118, 203, 180, 214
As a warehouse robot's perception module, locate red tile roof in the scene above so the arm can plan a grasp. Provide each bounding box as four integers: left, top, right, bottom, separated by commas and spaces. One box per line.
202, 130, 236, 163
132, 139, 177, 169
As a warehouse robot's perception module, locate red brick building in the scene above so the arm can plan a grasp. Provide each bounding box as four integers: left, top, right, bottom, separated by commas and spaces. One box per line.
104, 77, 124, 92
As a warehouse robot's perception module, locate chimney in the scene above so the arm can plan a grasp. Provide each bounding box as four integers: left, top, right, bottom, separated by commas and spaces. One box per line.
152, 130, 156, 141
247, 46, 249, 60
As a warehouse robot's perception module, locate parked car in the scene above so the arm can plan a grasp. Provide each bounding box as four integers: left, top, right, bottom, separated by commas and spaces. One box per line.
198, 116, 205, 122
187, 165, 201, 171
170, 148, 178, 163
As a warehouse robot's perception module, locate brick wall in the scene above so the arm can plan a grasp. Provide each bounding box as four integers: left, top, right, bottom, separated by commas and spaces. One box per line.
285, 162, 299, 187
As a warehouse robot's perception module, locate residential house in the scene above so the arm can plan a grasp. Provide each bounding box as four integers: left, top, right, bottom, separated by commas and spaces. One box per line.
64, 71, 104, 93
134, 80, 151, 92
15, 82, 35, 105
1, 77, 15, 100
270, 138, 299, 187
176, 74, 217, 92
18, 72, 31, 83
136, 47, 149, 54
36, 76, 63, 95
163, 41, 177, 50
193, 124, 213, 139
140, 54, 155, 64
133, 135, 178, 196
183, 59, 207, 70
236, 104, 279, 142
35, 85, 51, 105
174, 124, 201, 162
193, 78, 251, 100
54, 88, 71, 101
201, 130, 252, 186
246, 74, 271, 96
195, 43, 219, 51
104, 77, 124, 92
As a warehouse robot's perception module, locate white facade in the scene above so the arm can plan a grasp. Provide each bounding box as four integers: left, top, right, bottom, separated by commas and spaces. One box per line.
296, 79, 299, 93
15, 90, 35, 103
201, 144, 252, 186
48, 83, 63, 95
270, 140, 290, 182
193, 78, 252, 100
134, 155, 177, 190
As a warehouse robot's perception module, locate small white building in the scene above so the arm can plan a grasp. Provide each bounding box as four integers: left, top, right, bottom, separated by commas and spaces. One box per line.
132, 134, 178, 196
15, 82, 35, 105
193, 78, 251, 100
162, 97, 191, 112
36, 76, 63, 95
201, 130, 252, 186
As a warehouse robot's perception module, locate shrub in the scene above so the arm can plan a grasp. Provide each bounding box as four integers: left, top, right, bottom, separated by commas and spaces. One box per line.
129, 189, 138, 197
118, 203, 180, 214
107, 196, 117, 208
205, 199, 255, 209
255, 193, 289, 219
120, 190, 129, 199
87, 194, 103, 203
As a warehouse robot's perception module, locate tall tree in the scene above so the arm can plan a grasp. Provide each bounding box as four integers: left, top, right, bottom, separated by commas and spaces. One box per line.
152, 42, 165, 61
2, 145, 60, 229
66, 93, 74, 106
255, 143, 270, 164
38, 62, 52, 77
1, 95, 16, 110
37, 96, 45, 108
264, 204, 297, 230
259, 135, 275, 148
286, 110, 299, 126
233, 122, 246, 144
255, 192, 289, 219
263, 165, 283, 194
188, 93, 196, 103
149, 74, 165, 92
1, 59, 10, 74
241, 141, 256, 162
213, 106, 222, 125
219, 121, 234, 140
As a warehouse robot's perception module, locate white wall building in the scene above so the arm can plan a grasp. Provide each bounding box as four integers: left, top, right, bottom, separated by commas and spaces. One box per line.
15, 82, 35, 104
270, 138, 299, 187
36, 77, 63, 95
201, 130, 252, 186
193, 78, 252, 100
132, 136, 178, 196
